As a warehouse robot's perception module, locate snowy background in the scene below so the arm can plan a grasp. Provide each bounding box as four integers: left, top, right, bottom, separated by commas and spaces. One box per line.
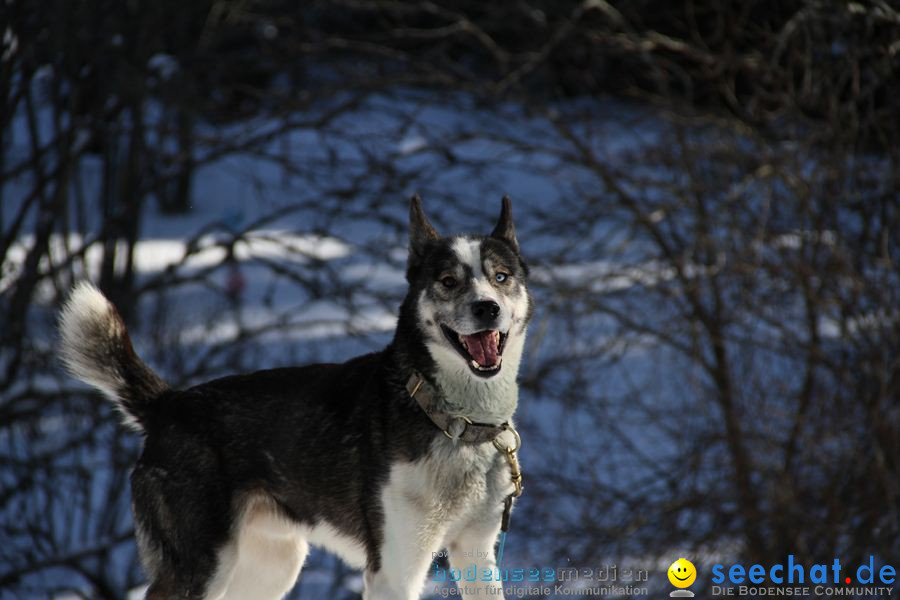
2, 2, 898, 598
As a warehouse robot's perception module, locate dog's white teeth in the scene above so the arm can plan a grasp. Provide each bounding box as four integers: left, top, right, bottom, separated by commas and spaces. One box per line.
493, 331, 500, 343
471, 358, 502, 371
459, 334, 468, 349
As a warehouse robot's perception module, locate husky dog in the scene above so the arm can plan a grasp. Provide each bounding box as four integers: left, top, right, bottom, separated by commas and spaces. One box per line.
58, 197, 532, 600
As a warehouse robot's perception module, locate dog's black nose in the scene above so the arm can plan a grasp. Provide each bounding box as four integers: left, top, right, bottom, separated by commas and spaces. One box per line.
471, 300, 501, 322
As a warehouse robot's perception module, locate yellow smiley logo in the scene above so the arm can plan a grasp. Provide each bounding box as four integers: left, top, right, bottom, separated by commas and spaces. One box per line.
668, 558, 697, 588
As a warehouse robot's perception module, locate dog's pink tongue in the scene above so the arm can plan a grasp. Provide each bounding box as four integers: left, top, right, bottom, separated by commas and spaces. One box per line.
463, 331, 499, 367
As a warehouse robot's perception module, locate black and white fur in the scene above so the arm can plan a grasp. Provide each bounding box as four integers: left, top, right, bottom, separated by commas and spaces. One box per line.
58, 198, 533, 600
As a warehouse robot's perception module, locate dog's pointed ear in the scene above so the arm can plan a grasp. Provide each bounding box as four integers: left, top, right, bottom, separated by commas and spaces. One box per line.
490, 196, 519, 254
409, 195, 440, 267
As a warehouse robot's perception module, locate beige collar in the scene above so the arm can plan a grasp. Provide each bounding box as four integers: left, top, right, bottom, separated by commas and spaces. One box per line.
405, 372, 509, 444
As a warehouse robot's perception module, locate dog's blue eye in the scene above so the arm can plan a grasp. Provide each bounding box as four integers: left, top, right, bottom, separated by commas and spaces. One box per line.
495, 272, 508, 283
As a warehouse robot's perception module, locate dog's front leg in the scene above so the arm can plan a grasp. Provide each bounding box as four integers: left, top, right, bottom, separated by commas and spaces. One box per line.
446, 507, 506, 599
364, 493, 446, 600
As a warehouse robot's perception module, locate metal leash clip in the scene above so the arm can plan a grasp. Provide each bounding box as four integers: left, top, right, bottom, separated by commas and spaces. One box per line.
494, 423, 522, 567
494, 424, 522, 497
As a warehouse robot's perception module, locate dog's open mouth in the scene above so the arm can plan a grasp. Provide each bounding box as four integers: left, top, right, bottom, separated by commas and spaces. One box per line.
440, 324, 508, 377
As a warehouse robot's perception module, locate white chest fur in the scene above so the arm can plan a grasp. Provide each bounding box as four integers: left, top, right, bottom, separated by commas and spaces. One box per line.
365, 435, 516, 599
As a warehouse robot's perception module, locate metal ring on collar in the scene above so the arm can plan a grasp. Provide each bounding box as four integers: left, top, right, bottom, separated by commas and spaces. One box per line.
493, 423, 521, 452
443, 415, 473, 439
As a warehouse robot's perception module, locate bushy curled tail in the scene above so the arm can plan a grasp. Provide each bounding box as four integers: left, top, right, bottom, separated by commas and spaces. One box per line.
58, 282, 168, 432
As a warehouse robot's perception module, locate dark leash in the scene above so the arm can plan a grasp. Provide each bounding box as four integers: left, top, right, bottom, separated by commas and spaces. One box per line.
406, 372, 524, 566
